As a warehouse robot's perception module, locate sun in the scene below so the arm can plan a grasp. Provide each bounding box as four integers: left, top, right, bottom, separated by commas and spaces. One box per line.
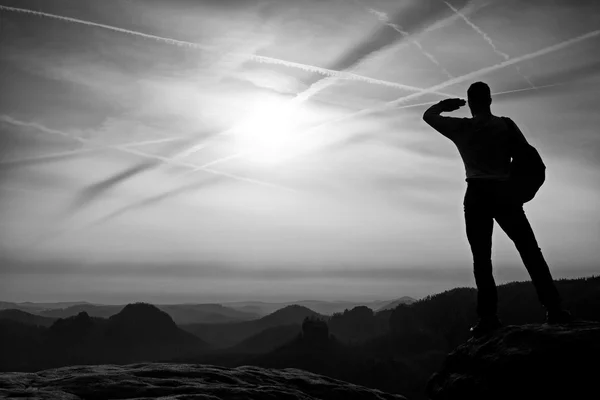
229, 96, 316, 165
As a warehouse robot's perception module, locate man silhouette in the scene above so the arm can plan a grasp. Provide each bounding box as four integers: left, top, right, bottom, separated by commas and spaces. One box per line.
423, 82, 571, 338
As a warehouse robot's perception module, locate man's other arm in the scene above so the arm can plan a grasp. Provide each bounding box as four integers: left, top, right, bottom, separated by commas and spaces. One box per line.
504, 117, 529, 145
423, 98, 467, 140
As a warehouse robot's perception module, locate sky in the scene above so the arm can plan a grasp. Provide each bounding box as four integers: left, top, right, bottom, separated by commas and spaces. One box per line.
0, 0, 599, 304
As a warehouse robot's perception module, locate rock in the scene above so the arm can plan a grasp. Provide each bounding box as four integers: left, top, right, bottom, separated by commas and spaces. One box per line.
0, 362, 408, 400
426, 321, 600, 400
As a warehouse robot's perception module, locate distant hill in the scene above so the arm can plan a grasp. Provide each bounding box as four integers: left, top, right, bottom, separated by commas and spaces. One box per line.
328, 306, 390, 344
1, 299, 410, 320
221, 299, 408, 316
286, 300, 395, 316
9, 303, 260, 325
3, 277, 598, 399
225, 324, 302, 354
0, 303, 209, 372
156, 304, 260, 324
0, 309, 57, 327
102, 303, 207, 360
39, 304, 124, 319
376, 297, 417, 312
388, 276, 600, 349
246, 316, 415, 396
181, 305, 322, 348
15, 301, 94, 309
0, 301, 93, 311
177, 276, 600, 400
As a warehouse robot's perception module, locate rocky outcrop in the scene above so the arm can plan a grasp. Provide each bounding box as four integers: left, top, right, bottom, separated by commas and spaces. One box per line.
427, 321, 600, 400
0, 362, 408, 400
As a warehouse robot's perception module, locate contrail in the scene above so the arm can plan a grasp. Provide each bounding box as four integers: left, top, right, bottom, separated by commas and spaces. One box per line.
88, 177, 223, 227
70, 160, 157, 212
291, 1, 480, 104
0, 4, 464, 166
367, 8, 454, 79
442, 1, 536, 88
382, 28, 600, 109
0, 136, 188, 166
0, 114, 87, 143
173, 1, 482, 160
0, 5, 451, 96
0, 5, 216, 49
390, 82, 567, 111
358, 0, 492, 58
0, 116, 297, 193
190, 28, 600, 169
177, 1, 493, 160
70, 132, 241, 211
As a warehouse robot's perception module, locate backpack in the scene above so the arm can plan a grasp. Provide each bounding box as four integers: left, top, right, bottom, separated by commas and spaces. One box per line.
502, 117, 546, 203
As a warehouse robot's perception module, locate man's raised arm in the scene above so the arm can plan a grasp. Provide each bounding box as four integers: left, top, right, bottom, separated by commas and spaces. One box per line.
423, 98, 467, 140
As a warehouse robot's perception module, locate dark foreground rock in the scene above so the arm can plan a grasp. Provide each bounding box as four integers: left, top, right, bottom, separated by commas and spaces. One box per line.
0, 362, 408, 400
427, 321, 600, 400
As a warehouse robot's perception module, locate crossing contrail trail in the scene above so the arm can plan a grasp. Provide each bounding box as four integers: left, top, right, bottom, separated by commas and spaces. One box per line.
88, 177, 223, 227
0, 116, 298, 193
0, 3, 456, 169
0, 5, 452, 97
174, 1, 499, 163
188, 28, 600, 170
398, 82, 566, 110
0, 3, 467, 166
289, 1, 472, 104
0, 136, 189, 167
0, 114, 88, 143
367, 7, 454, 79
442, 1, 536, 88
172, 1, 482, 160
381, 28, 599, 108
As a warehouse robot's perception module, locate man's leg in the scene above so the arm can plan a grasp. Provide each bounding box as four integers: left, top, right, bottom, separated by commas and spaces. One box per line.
465, 198, 497, 319
494, 205, 562, 311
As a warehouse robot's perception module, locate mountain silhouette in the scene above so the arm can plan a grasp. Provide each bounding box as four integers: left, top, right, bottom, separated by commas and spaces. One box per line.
0, 301, 93, 313
103, 303, 207, 361
225, 324, 301, 354
30, 303, 259, 324
106, 303, 186, 341
246, 316, 400, 392
0, 309, 57, 327
156, 303, 260, 324
0, 303, 209, 371
46, 311, 98, 346
39, 304, 124, 319
222, 299, 410, 316
376, 297, 417, 312
181, 305, 322, 348
175, 276, 600, 400
0, 319, 46, 371
329, 306, 391, 344
3, 277, 599, 399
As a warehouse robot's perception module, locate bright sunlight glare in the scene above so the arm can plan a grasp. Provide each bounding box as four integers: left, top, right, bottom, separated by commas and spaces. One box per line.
229, 95, 322, 165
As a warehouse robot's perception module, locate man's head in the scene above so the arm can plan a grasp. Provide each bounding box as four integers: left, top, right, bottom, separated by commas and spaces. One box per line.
467, 81, 492, 115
